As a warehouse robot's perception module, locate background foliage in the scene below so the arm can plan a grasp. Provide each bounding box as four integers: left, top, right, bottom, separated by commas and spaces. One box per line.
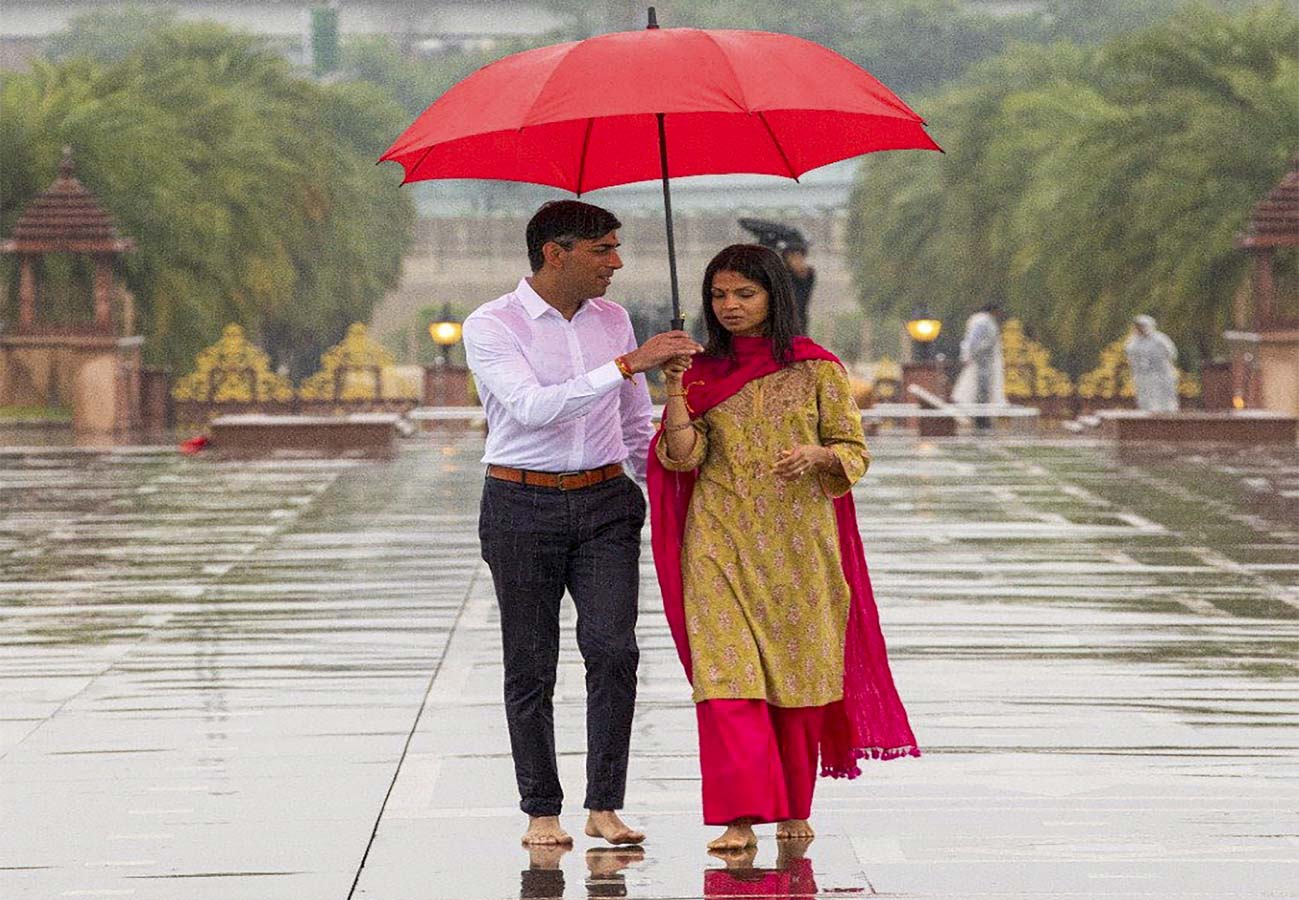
1, 22, 413, 376
847, 2, 1298, 373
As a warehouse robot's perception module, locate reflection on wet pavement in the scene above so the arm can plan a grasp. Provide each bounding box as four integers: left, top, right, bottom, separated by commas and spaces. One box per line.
1, 435, 1296, 899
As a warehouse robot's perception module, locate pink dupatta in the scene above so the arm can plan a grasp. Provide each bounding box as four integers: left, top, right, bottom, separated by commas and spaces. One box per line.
647, 336, 919, 777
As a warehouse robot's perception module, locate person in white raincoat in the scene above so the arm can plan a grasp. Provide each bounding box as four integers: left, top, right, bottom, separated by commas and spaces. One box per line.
951, 303, 1006, 430
1125, 314, 1179, 413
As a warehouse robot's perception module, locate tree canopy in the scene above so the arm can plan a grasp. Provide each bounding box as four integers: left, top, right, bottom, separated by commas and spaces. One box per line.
1, 23, 413, 376
628, 0, 1282, 99
847, 2, 1298, 373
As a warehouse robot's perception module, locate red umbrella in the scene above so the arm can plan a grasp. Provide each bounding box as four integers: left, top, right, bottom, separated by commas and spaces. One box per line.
380, 8, 940, 327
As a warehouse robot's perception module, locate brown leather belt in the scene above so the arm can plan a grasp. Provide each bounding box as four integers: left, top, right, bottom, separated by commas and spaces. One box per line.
486, 463, 625, 491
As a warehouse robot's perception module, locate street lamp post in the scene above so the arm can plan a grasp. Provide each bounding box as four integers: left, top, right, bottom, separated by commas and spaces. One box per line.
905, 310, 942, 361
423, 303, 469, 408
902, 309, 947, 428
428, 303, 463, 367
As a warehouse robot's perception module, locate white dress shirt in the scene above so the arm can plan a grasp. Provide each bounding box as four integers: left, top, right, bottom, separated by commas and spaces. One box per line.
462, 277, 656, 484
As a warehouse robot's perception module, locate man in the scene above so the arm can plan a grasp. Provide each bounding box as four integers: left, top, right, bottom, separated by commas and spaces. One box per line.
462, 200, 702, 847
951, 301, 1006, 431
781, 239, 816, 335
1125, 314, 1180, 412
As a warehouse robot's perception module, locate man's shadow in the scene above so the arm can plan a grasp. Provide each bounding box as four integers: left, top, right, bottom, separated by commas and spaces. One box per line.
704, 838, 818, 897
520, 845, 646, 899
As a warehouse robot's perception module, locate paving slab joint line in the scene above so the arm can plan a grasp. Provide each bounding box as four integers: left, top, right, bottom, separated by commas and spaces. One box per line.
346, 561, 484, 899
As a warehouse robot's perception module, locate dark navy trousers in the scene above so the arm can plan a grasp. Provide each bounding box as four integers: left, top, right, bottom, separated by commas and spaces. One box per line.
478, 472, 645, 817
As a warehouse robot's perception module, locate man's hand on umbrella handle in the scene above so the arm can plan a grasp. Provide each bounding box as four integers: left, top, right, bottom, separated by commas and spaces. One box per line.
661, 355, 692, 382
623, 331, 702, 374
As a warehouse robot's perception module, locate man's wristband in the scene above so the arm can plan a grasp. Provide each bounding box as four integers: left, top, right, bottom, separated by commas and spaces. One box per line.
614, 355, 635, 380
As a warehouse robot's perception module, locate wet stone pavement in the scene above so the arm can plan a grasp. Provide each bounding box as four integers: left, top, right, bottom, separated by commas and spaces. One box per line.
1, 433, 1297, 899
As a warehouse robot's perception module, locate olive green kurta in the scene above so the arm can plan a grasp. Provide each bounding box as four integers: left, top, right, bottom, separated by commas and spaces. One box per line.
656, 360, 870, 706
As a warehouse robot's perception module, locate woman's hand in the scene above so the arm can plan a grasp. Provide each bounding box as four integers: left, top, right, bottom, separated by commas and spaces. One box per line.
661, 355, 692, 383
773, 445, 835, 480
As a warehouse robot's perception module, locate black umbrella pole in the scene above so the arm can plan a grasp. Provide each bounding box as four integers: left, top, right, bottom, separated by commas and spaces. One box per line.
656, 113, 684, 331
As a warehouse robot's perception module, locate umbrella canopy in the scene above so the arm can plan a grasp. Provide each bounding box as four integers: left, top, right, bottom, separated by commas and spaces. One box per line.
381, 25, 939, 193
381, 11, 940, 327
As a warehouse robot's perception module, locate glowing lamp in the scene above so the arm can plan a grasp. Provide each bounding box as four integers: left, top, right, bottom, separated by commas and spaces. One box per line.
429, 321, 462, 346
905, 316, 942, 343
428, 303, 462, 365
905, 310, 942, 362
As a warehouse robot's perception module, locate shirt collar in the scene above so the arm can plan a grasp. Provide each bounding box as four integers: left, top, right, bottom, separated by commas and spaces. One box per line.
517, 277, 601, 320
516, 278, 554, 319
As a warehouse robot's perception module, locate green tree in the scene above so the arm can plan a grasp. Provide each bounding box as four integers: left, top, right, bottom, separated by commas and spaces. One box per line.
43, 4, 176, 65
1, 22, 414, 376
848, 3, 1297, 373
645, 0, 1283, 99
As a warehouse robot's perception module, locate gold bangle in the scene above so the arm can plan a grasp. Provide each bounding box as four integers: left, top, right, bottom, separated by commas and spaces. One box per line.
667, 391, 686, 398
664, 421, 694, 432
614, 355, 634, 380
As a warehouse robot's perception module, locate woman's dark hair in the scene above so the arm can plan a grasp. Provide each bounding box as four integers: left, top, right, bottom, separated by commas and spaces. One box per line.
526, 200, 621, 272
700, 244, 801, 364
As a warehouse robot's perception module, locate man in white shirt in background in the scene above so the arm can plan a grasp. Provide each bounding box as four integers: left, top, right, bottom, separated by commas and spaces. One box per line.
463, 200, 702, 848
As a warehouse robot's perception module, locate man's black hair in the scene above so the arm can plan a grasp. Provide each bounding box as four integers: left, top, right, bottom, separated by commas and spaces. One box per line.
526, 200, 622, 272
700, 244, 802, 366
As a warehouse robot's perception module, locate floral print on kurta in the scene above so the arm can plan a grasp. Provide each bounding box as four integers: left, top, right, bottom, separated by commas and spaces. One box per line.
655, 359, 870, 706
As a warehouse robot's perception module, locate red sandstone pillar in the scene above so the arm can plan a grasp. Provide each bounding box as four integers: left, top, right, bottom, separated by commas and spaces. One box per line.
93, 256, 113, 331
1252, 249, 1276, 328
902, 361, 947, 401
18, 255, 36, 328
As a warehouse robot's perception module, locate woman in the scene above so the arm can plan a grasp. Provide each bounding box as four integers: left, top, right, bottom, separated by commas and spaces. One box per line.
1125, 315, 1180, 413
648, 245, 918, 851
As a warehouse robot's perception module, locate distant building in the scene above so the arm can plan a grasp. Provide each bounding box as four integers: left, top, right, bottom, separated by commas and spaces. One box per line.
412, 159, 861, 218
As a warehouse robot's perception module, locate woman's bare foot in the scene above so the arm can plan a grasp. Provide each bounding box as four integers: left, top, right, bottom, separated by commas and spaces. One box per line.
776, 818, 815, 840
584, 810, 645, 845
707, 819, 758, 851
522, 815, 573, 846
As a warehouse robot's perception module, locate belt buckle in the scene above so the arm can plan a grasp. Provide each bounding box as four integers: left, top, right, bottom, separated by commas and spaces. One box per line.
557, 470, 584, 491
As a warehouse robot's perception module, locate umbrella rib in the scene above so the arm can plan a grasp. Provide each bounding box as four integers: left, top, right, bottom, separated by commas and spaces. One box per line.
698, 30, 751, 112
403, 144, 438, 185
756, 112, 799, 181
575, 118, 594, 196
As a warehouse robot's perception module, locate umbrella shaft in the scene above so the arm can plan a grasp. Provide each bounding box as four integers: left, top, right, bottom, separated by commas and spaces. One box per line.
656, 112, 684, 330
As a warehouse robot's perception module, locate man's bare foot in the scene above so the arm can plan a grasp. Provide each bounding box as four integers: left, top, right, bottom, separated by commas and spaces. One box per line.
584, 810, 645, 845
585, 846, 645, 878
707, 819, 758, 851
522, 815, 573, 846
776, 818, 815, 840
708, 845, 758, 869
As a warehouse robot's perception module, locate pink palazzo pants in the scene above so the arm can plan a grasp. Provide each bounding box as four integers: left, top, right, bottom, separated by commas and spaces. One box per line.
697, 699, 825, 825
